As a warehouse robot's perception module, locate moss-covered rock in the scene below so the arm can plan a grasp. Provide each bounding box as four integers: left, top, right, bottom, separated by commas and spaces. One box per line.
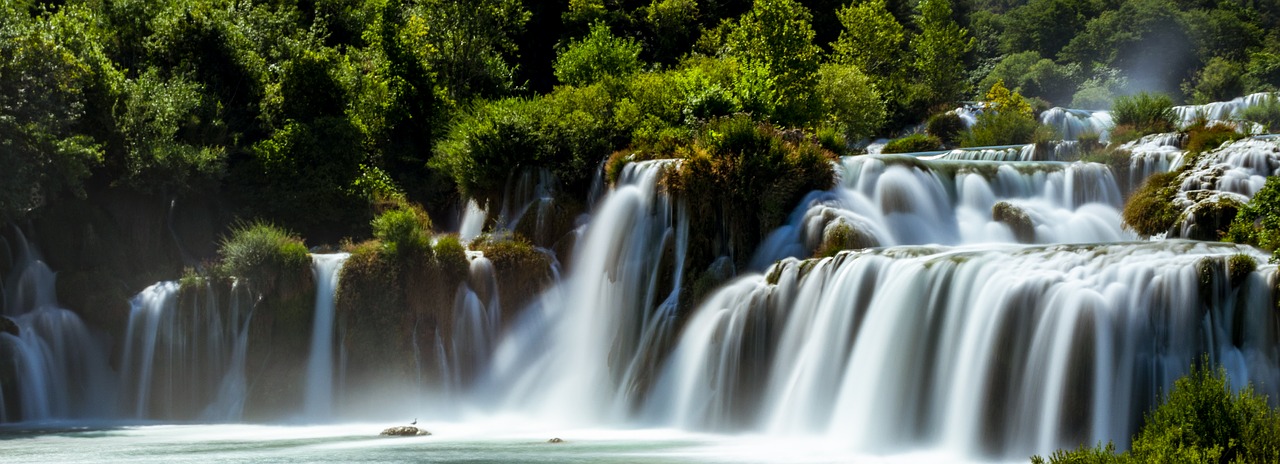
1179, 193, 1244, 241
814, 221, 878, 257
1122, 171, 1182, 237
992, 201, 1035, 243
471, 235, 555, 324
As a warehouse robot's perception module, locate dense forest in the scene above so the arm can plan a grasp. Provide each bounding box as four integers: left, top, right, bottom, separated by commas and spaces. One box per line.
4, 0, 1279, 242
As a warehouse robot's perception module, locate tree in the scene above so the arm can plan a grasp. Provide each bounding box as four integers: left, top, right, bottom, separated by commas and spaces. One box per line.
815, 63, 885, 141
831, 0, 905, 79
418, 0, 530, 102
911, 0, 974, 106
554, 21, 644, 87
721, 0, 822, 125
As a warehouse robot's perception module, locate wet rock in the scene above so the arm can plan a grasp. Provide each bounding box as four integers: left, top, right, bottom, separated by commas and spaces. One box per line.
380, 426, 430, 436
992, 202, 1035, 243
0, 316, 17, 337
547, 437, 564, 443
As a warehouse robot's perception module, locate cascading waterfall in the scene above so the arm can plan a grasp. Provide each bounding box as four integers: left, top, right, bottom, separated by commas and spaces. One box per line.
752, 155, 1131, 268
119, 279, 254, 421
303, 253, 350, 420
1040, 107, 1114, 141
0, 230, 116, 422
1173, 92, 1279, 129
650, 241, 1278, 458
484, 160, 688, 425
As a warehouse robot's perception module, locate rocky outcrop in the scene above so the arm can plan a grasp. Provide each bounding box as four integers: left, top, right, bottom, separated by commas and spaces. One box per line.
0, 316, 17, 337
992, 202, 1035, 243
380, 426, 430, 436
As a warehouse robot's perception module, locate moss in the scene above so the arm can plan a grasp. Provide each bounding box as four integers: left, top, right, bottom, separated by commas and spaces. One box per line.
1080, 146, 1131, 195
471, 235, 555, 323
1185, 123, 1245, 154
1122, 171, 1181, 237
992, 201, 1035, 243
218, 221, 310, 296
1229, 253, 1258, 288
814, 222, 876, 257
1183, 196, 1244, 241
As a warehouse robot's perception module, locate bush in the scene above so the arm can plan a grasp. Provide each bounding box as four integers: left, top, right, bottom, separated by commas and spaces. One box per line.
926, 112, 967, 147
1239, 93, 1280, 133
882, 133, 943, 153
218, 221, 310, 290
1032, 362, 1280, 463
1227, 176, 1280, 262
430, 98, 546, 198
961, 110, 1042, 147
1122, 171, 1181, 237
371, 205, 432, 258
1112, 92, 1176, 136
1184, 123, 1244, 154
554, 21, 644, 87
815, 63, 885, 142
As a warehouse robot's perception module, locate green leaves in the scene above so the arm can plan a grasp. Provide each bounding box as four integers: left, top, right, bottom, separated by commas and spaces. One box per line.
911, 0, 974, 106
554, 22, 644, 87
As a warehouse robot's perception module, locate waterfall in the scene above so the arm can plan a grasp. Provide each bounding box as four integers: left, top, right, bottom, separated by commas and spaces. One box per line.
650, 241, 1278, 458
303, 253, 350, 420
0, 229, 116, 422
752, 155, 1132, 267
1040, 108, 1114, 141
119, 280, 254, 420
484, 160, 687, 425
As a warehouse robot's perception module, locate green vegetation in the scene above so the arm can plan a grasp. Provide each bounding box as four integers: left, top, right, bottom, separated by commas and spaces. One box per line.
1033, 362, 1280, 463
1184, 123, 1245, 155
882, 134, 944, 154
1122, 171, 1181, 237
217, 221, 309, 292
1112, 93, 1177, 140
1240, 94, 1280, 133
1228, 176, 1280, 262
372, 205, 433, 258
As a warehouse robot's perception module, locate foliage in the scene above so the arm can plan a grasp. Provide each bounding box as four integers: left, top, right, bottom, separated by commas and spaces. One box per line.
1239, 94, 1280, 134
1122, 171, 1181, 237
830, 0, 904, 79
959, 80, 1041, 147
720, 0, 822, 125
1227, 176, 1280, 262
115, 69, 226, 193
978, 51, 1077, 105
1182, 57, 1245, 105
669, 115, 836, 270
1033, 362, 1280, 463
1112, 93, 1177, 136
372, 205, 433, 258
218, 221, 310, 289
926, 112, 966, 147
554, 21, 644, 87
1184, 123, 1244, 155
882, 134, 944, 154
814, 63, 885, 142
911, 0, 974, 106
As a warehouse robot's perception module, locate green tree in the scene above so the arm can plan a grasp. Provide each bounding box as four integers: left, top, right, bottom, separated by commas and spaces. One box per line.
721, 0, 822, 125
912, 0, 974, 106
642, 0, 701, 65
1182, 57, 1245, 105
115, 69, 227, 194
419, 0, 530, 102
814, 63, 885, 141
831, 0, 905, 79
554, 21, 644, 87
1228, 176, 1280, 262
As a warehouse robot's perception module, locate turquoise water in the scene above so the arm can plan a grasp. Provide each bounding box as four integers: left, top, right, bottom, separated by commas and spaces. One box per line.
0, 422, 1008, 463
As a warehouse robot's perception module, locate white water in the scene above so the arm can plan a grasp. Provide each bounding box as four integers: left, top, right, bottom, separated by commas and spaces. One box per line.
653, 241, 1277, 458
303, 253, 350, 420
485, 160, 688, 425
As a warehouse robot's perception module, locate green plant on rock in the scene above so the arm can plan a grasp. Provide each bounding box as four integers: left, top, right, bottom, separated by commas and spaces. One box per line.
882, 133, 943, 153
218, 221, 310, 292
1184, 123, 1244, 154
1112, 92, 1177, 137
961, 80, 1043, 147
1122, 171, 1181, 237
372, 205, 433, 258
926, 112, 966, 147
1227, 176, 1280, 262
1239, 93, 1280, 134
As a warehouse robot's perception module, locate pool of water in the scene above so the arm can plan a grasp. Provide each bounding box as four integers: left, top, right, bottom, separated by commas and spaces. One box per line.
0, 421, 1014, 463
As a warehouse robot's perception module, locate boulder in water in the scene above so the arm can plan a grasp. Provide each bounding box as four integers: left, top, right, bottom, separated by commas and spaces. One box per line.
547, 437, 564, 443
992, 202, 1035, 243
0, 316, 17, 337
380, 426, 430, 436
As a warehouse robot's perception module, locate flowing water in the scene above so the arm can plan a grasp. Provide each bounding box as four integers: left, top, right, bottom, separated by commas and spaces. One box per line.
2, 109, 1280, 462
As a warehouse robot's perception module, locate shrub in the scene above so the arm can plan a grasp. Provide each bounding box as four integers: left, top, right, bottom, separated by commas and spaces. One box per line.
926, 112, 966, 147
1112, 92, 1176, 136
1032, 362, 1280, 463
372, 205, 432, 258
815, 63, 885, 142
1239, 93, 1280, 133
431, 98, 546, 198
218, 221, 310, 290
882, 133, 943, 153
1122, 171, 1181, 237
961, 110, 1041, 147
554, 21, 644, 87
1184, 123, 1244, 154
1227, 176, 1280, 262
